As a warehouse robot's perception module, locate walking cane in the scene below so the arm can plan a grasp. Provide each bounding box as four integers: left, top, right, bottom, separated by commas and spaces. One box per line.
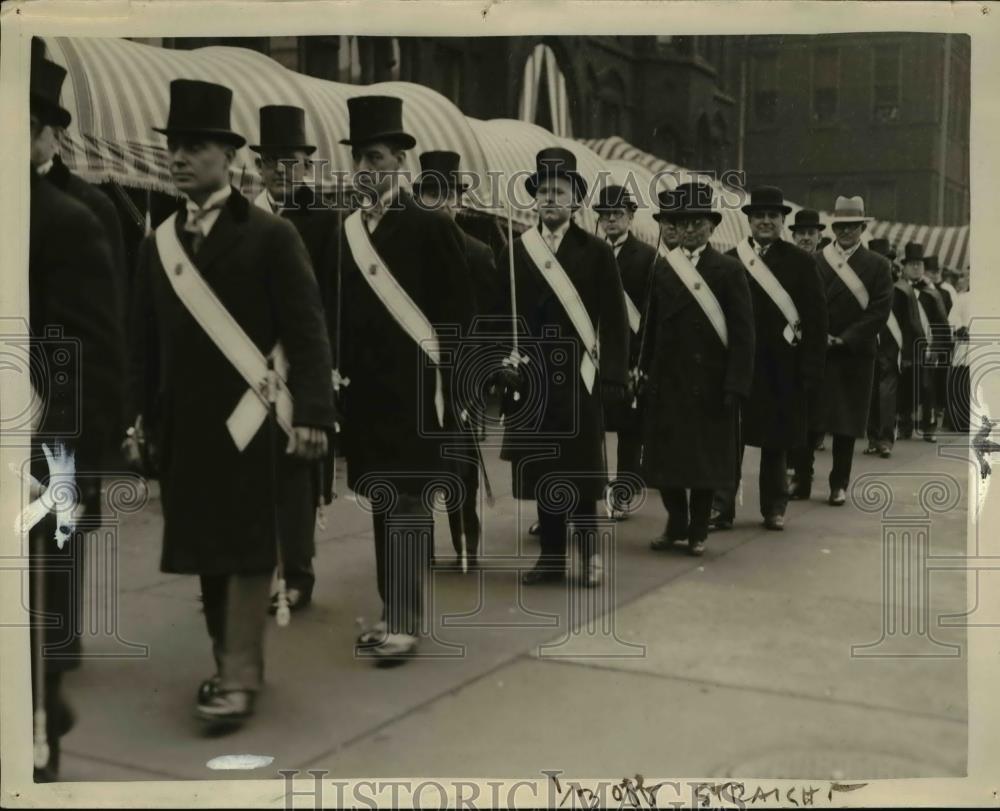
499, 197, 522, 430
266, 357, 291, 628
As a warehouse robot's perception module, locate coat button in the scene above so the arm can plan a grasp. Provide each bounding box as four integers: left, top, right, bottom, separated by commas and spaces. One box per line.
545, 261, 552, 269
174, 263, 183, 276
368, 264, 378, 275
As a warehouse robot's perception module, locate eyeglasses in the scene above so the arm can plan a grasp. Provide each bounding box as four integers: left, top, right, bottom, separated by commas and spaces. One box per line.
676, 218, 709, 231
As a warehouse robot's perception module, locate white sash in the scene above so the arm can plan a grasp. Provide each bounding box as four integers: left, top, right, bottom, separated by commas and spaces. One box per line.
624, 291, 641, 334
343, 210, 445, 426
885, 310, 903, 370
916, 298, 931, 339
822, 242, 869, 310
736, 240, 801, 345
663, 246, 728, 347
521, 227, 599, 393
154, 214, 294, 452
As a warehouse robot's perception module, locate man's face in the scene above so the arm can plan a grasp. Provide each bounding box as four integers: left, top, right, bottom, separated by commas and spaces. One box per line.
748, 209, 783, 246
29, 113, 59, 168
672, 215, 715, 251
535, 176, 575, 230
831, 221, 865, 250
166, 137, 233, 199
926, 269, 941, 285
257, 149, 312, 203
903, 260, 924, 282
792, 227, 822, 253
417, 185, 459, 220
598, 207, 632, 241
658, 219, 679, 250
352, 141, 405, 199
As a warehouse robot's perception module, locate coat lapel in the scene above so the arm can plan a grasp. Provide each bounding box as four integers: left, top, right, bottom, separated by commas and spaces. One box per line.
369, 189, 411, 251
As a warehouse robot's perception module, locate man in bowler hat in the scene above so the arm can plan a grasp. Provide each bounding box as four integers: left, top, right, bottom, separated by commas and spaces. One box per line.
126, 79, 336, 724
788, 208, 826, 255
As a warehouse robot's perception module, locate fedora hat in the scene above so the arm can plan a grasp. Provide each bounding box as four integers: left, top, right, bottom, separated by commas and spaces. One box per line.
153, 79, 246, 147
788, 208, 826, 232
652, 182, 722, 225
594, 184, 638, 213
829, 195, 874, 225
250, 105, 315, 154
903, 242, 925, 263
412, 150, 469, 194
30, 54, 72, 129
868, 238, 896, 260
339, 96, 416, 149
741, 185, 792, 216
524, 147, 588, 200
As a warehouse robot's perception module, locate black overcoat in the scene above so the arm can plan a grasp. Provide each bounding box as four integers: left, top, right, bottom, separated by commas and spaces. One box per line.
811, 245, 893, 438
499, 220, 629, 504
877, 284, 920, 369
728, 238, 827, 449
640, 245, 755, 490
129, 189, 336, 575
335, 191, 476, 498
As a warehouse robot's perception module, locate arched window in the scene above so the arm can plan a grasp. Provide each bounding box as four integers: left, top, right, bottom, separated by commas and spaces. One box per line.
517, 43, 574, 137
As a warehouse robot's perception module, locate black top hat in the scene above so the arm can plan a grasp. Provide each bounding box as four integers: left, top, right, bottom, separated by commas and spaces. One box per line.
924, 255, 940, 272
339, 96, 416, 149
903, 242, 925, 263
524, 147, 588, 200
741, 185, 792, 216
412, 150, 469, 194
30, 55, 72, 129
868, 238, 896, 260
788, 208, 826, 232
594, 184, 637, 213
153, 79, 246, 148
249, 105, 315, 154
652, 182, 722, 225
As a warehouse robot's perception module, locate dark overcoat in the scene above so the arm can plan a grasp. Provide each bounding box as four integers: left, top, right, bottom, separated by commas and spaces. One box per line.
877, 284, 920, 369
641, 244, 755, 490
129, 189, 336, 575
464, 230, 501, 320
728, 238, 827, 449
499, 220, 629, 504
335, 191, 475, 498
811, 245, 893, 437
916, 280, 952, 362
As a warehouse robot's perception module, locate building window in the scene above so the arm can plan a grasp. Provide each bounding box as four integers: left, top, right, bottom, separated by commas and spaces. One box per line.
867, 180, 896, 221
812, 47, 839, 124
872, 44, 901, 122
751, 52, 778, 126
434, 45, 463, 105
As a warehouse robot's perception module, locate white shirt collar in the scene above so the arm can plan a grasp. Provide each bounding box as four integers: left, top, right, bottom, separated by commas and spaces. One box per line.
35, 158, 54, 177
542, 219, 571, 252
184, 185, 232, 236
836, 240, 862, 260
609, 234, 628, 249
683, 243, 708, 263
750, 236, 774, 257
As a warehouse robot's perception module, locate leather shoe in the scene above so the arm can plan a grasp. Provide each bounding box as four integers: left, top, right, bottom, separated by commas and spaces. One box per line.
924, 434, 938, 443
863, 444, 879, 455
521, 564, 565, 585
527, 521, 541, 537
763, 514, 785, 531
688, 538, 706, 556
707, 511, 733, 531
829, 488, 847, 506
197, 675, 221, 704
789, 483, 812, 501
879, 444, 892, 459
371, 633, 419, 667
196, 689, 255, 724
356, 620, 388, 648
268, 587, 311, 615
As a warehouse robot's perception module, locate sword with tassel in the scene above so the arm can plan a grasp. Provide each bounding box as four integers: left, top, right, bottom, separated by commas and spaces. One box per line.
499, 197, 524, 428
266, 357, 290, 628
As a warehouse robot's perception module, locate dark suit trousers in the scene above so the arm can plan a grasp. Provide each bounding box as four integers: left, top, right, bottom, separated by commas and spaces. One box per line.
537, 501, 598, 565
200, 573, 271, 692
714, 446, 789, 520
867, 358, 899, 446
947, 365, 971, 434
792, 432, 856, 491
660, 488, 713, 542
616, 423, 644, 499
373, 494, 431, 636
447, 471, 480, 557
899, 364, 936, 435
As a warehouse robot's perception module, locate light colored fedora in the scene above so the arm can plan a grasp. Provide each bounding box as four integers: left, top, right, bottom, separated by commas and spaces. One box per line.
829, 195, 874, 225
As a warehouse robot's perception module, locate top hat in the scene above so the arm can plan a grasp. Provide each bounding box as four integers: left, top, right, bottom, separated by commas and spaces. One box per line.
594, 184, 638, 213
789, 208, 826, 232
250, 105, 315, 154
30, 54, 72, 129
153, 79, 246, 148
339, 96, 416, 149
652, 182, 722, 225
524, 147, 588, 200
412, 150, 469, 194
924, 255, 940, 273
741, 185, 792, 216
829, 195, 874, 225
868, 238, 896, 260
903, 242, 925, 263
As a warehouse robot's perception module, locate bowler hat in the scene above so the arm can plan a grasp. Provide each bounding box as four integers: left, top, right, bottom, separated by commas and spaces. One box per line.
412, 150, 469, 194
250, 105, 315, 154
741, 185, 792, 216
524, 147, 588, 200
594, 184, 638, 213
153, 79, 246, 148
903, 242, 925, 263
652, 182, 722, 225
868, 238, 896, 260
339, 96, 416, 150
789, 209, 826, 232
30, 54, 72, 129
829, 195, 874, 225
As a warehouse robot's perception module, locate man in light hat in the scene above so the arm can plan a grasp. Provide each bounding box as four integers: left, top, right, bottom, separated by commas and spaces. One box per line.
788, 208, 826, 255
789, 196, 892, 506
498, 147, 629, 586
127, 79, 336, 725
641, 182, 755, 555
412, 149, 498, 569
594, 183, 659, 520
335, 97, 475, 663
710, 186, 826, 532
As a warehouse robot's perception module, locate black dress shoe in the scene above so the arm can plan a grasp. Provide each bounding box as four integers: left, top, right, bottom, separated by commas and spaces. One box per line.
789, 483, 812, 501
763, 514, 785, 531
650, 532, 685, 552
863, 444, 879, 455
521, 564, 565, 585
268, 587, 311, 615
356, 621, 388, 648
527, 521, 541, 536
196, 689, 255, 725
197, 675, 221, 704
924, 434, 938, 443
829, 487, 847, 506
688, 538, 706, 556
707, 511, 733, 531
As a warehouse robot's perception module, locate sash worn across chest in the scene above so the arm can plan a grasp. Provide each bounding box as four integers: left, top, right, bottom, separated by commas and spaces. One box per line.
736, 240, 801, 345
622, 289, 641, 334
520, 227, 599, 393
663, 246, 728, 347
343, 210, 445, 426
154, 213, 293, 452
822, 242, 869, 310
883, 310, 903, 369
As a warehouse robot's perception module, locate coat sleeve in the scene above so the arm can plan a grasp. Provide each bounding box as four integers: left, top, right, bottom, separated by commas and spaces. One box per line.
265, 217, 336, 430
722, 260, 756, 398
839, 255, 893, 351
598, 240, 629, 386
793, 247, 828, 391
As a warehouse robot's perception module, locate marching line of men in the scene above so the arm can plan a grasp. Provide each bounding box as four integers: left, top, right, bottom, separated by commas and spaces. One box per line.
26, 52, 973, 762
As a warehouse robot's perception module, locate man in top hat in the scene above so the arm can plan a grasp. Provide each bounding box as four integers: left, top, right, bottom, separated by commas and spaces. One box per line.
126, 79, 336, 724
641, 182, 755, 555
923, 255, 955, 431
789, 196, 892, 505
498, 147, 629, 586
412, 149, 498, 569
28, 73, 124, 782
864, 238, 917, 458
594, 183, 659, 520
249, 103, 339, 613
334, 97, 475, 663
709, 186, 826, 532
788, 208, 826, 255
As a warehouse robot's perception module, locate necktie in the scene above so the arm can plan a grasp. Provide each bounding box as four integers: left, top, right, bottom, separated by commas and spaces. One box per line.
182, 201, 224, 255
545, 231, 558, 253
